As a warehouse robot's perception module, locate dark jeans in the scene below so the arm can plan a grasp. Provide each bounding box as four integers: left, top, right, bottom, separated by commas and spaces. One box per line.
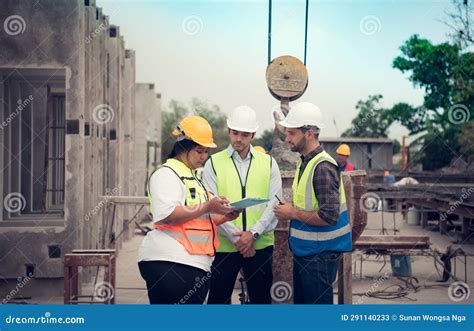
293, 251, 341, 304
138, 261, 210, 304
207, 246, 274, 304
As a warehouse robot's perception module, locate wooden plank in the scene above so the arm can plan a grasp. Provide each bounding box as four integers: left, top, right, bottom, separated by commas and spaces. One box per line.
71, 249, 116, 255
64, 265, 70, 304
99, 195, 148, 204
64, 254, 113, 267
357, 235, 430, 242
354, 235, 430, 250
337, 253, 352, 304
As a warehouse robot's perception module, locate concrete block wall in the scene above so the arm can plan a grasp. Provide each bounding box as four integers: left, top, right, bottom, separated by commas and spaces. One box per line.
134, 83, 161, 196
0, 0, 86, 287
0, 0, 160, 298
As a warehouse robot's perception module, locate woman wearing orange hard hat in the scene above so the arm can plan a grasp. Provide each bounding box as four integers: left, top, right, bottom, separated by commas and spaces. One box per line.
138, 115, 239, 304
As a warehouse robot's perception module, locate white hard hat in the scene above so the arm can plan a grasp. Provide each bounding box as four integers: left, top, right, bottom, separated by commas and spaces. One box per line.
227, 105, 259, 133
278, 102, 325, 129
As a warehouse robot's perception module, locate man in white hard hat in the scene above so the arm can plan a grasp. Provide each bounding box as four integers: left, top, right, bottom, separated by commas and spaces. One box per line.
273, 102, 352, 304
203, 105, 282, 304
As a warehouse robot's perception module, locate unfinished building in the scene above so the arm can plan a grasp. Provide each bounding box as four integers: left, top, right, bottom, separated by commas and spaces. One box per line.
0, 0, 161, 299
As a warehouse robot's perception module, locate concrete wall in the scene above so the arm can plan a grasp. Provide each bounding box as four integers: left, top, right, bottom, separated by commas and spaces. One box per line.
134, 83, 162, 196
0, 0, 160, 299
0, 0, 85, 286
121, 49, 136, 240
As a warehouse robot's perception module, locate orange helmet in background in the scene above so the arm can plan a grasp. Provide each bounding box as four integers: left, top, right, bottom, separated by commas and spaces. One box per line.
336, 144, 351, 156
253, 145, 267, 154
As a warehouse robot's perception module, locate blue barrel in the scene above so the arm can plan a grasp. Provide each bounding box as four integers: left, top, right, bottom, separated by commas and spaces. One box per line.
390, 255, 412, 277
383, 174, 396, 186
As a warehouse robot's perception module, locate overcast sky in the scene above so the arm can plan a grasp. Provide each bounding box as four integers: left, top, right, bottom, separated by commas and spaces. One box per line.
99, 0, 454, 140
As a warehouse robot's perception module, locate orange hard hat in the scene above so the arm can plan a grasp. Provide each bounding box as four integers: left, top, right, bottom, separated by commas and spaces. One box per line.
253, 145, 267, 154
172, 115, 217, 148
336, 144, 351, 156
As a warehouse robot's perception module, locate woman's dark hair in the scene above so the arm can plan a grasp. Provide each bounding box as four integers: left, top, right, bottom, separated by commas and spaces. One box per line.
168, 139, 200, 159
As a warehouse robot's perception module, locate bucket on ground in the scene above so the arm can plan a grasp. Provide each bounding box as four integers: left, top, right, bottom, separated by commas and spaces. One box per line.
390, 255, 412, 277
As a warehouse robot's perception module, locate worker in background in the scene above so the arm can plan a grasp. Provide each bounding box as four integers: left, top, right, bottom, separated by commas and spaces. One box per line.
203, 106, 282, 304
137, 115, 240, 304
273, 102, 352, 304
335, 144, 355, 172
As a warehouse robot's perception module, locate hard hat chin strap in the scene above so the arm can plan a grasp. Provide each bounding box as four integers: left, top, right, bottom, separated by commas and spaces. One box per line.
175, 125, 188, 141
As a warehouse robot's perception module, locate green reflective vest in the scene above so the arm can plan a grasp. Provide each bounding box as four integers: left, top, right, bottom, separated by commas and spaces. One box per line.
210, 149, 273, 252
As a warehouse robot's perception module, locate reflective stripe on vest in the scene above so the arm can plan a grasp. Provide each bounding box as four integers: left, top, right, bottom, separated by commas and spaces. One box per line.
210, 148, 273, 252
290, 150, 352, 256
148, 158, 219, 256
290, 223, 351, 241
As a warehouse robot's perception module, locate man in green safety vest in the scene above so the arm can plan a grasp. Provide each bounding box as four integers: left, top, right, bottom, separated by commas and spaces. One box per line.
203, 105, 282, 304
273, 102, 352, 304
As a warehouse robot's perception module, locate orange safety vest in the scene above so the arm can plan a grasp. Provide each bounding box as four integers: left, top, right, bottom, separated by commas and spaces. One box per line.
148, 158, 219, 256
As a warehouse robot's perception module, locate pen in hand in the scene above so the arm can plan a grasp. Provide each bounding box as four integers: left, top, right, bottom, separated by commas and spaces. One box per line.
275, 195, 284, 205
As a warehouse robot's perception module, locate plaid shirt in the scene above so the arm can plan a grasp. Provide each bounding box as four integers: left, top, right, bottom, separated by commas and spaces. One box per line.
297, 145, 340, 225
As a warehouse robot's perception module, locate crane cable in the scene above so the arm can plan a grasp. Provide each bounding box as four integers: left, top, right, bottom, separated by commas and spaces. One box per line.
268, 0, 310, 65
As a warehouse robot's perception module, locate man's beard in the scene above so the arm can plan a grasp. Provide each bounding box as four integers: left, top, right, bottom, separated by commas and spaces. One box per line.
290, 136, 306, 153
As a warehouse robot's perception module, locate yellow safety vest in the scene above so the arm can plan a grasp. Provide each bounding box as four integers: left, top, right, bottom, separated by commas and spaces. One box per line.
290, 150, 352, 255
210, 149, 273, 252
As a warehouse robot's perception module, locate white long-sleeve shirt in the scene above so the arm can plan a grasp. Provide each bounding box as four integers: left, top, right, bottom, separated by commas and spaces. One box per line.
202, 145, 282, 245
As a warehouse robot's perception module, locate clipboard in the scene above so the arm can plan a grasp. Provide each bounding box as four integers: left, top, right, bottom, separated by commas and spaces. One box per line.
229, 197, 270, 210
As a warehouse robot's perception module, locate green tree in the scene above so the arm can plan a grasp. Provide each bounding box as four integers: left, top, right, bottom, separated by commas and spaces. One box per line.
161, 98, 229, 161
252, 129, 273, 152
390, 35, 474, 170
341, 95, 393, 138
190, 98, 229, 152
161, 100, 188, 161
